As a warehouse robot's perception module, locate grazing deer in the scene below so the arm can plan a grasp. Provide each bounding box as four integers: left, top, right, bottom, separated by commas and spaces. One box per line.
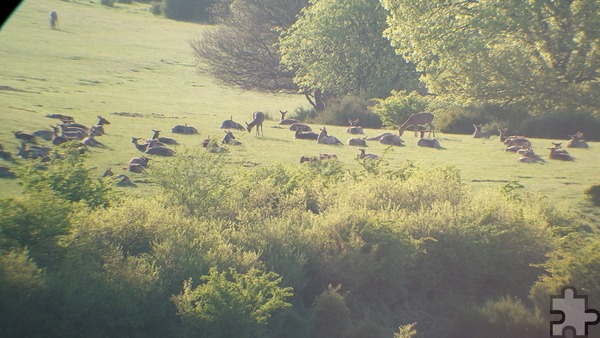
472, 124, 491, 138
399, 112, 435, 138
246, 111, 265, 136
279, 110, 299, 125
317, 127, 343, 145
346, 119, 364, 134
220, 116, 246, 130
566, 132, 589, 148
294, 128, 319, 140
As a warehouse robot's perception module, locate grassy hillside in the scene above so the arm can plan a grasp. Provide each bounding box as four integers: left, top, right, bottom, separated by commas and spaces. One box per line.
1, 0, 599, 218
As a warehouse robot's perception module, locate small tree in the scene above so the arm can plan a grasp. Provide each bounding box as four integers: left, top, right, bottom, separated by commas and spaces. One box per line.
173, 267, 293, 337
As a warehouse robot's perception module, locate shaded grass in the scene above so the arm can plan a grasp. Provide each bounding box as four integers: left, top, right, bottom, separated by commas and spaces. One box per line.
0, 0, 599, 221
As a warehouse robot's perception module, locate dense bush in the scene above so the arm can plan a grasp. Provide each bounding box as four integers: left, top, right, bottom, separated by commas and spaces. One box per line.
1, 149, 585, 337
313, 95, 382, 128
518, 110, 600, 141
371, 90, 430, 128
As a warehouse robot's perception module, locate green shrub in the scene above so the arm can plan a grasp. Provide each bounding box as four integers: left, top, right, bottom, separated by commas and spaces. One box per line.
172, 267, 292, 337
518, 110, 600, 140
451, 296, 545, 338
310, 285, 352, 338
371, 90, 430, 128
100, 0, 115, 6
314, 95, 382, 128
14, 143, 116, 209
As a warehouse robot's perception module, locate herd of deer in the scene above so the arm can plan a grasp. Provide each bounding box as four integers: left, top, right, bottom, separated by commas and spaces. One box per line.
473, 124, 589, 162
0, 110, 592, 181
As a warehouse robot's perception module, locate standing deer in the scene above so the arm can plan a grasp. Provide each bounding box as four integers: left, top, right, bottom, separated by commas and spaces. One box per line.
399, 112, 435, 138
246, 111, 265, 136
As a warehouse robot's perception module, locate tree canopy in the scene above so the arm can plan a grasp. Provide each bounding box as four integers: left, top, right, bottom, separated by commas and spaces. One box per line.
382, 0, 600, 115
278, 0, 420, 104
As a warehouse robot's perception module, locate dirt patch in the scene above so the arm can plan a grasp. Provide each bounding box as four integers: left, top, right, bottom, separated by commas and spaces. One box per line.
471, 179, 511, 183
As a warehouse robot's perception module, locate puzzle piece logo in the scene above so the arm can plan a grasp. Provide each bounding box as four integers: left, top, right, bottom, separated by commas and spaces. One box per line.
551, 286, 600, 337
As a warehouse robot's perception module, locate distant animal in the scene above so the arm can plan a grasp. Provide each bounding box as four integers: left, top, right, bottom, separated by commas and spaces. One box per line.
220, 116, 246, 130
417, 130, 441, 148
517, 149, 544, 163
115, 174, 135, 187
548, 147, 574, 161
346, 119, 364, 134
13, 131, 37, 144
201, 136, 211, 148
357, 149, 379, 160
317, 127, 342, 145
498, 128, 528, 146
151, 130, 179, 145
472, 124, 491, 138
146, 146, 176, 157
59, 125, 87, 140
505, 137, 531, 149
246, 111, 265, 136
132, 137, 149, 152
566, 132, 589, 148
50, 11, 59, 30
279, 110, 299, 125
0, 149, 13, 161
97, 115, 110, 125
46, 113, 73, 122
89, 125, 105, 137
51, 125, 69, 145
172, 124, 198, 135
294, 128, 319, 140
129, 156, 150, 168
102, 168, 114, 177
81, 136, 105, 148
33, 129, 53, 141
17, 142, 46, 159
399, 112, 435, 138
348, 137, 367, 147
300, 153, 338, 163
289, 123, 312, 132
222, 130, 242, 145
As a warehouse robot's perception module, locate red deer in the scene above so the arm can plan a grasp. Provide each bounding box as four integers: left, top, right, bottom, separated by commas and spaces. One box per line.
472, 124, 491, 138
279, 110, 299, 125
295, 128, 319, 140
317, 127, 342, 145
347, 119, 364, 134
222, 130, 242, 145
417, 130, 441, 148
566, 132, 589, 148
357, 148, 379, 159
220, 116, 246, 130
399, 112, 435, 138
348, 137, 367, 147
151, 130, 179, 145
246, 111, 265, 136
548, 147, 574, 161
290, 123, 312, 132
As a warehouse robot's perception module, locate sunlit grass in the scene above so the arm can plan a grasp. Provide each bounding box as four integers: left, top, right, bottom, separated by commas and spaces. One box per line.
0, 0, 599, 220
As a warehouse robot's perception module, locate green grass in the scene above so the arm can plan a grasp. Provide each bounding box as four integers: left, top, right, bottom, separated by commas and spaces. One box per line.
1, 0, 599, 220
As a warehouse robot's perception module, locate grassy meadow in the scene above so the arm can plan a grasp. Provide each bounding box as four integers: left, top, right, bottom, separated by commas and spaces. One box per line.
1, 0, 599, 219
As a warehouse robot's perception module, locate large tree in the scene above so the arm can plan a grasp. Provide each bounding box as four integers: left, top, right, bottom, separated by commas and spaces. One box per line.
278, 0, 421, 109
191, 0, 307, 92
382, 0, 600, 115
